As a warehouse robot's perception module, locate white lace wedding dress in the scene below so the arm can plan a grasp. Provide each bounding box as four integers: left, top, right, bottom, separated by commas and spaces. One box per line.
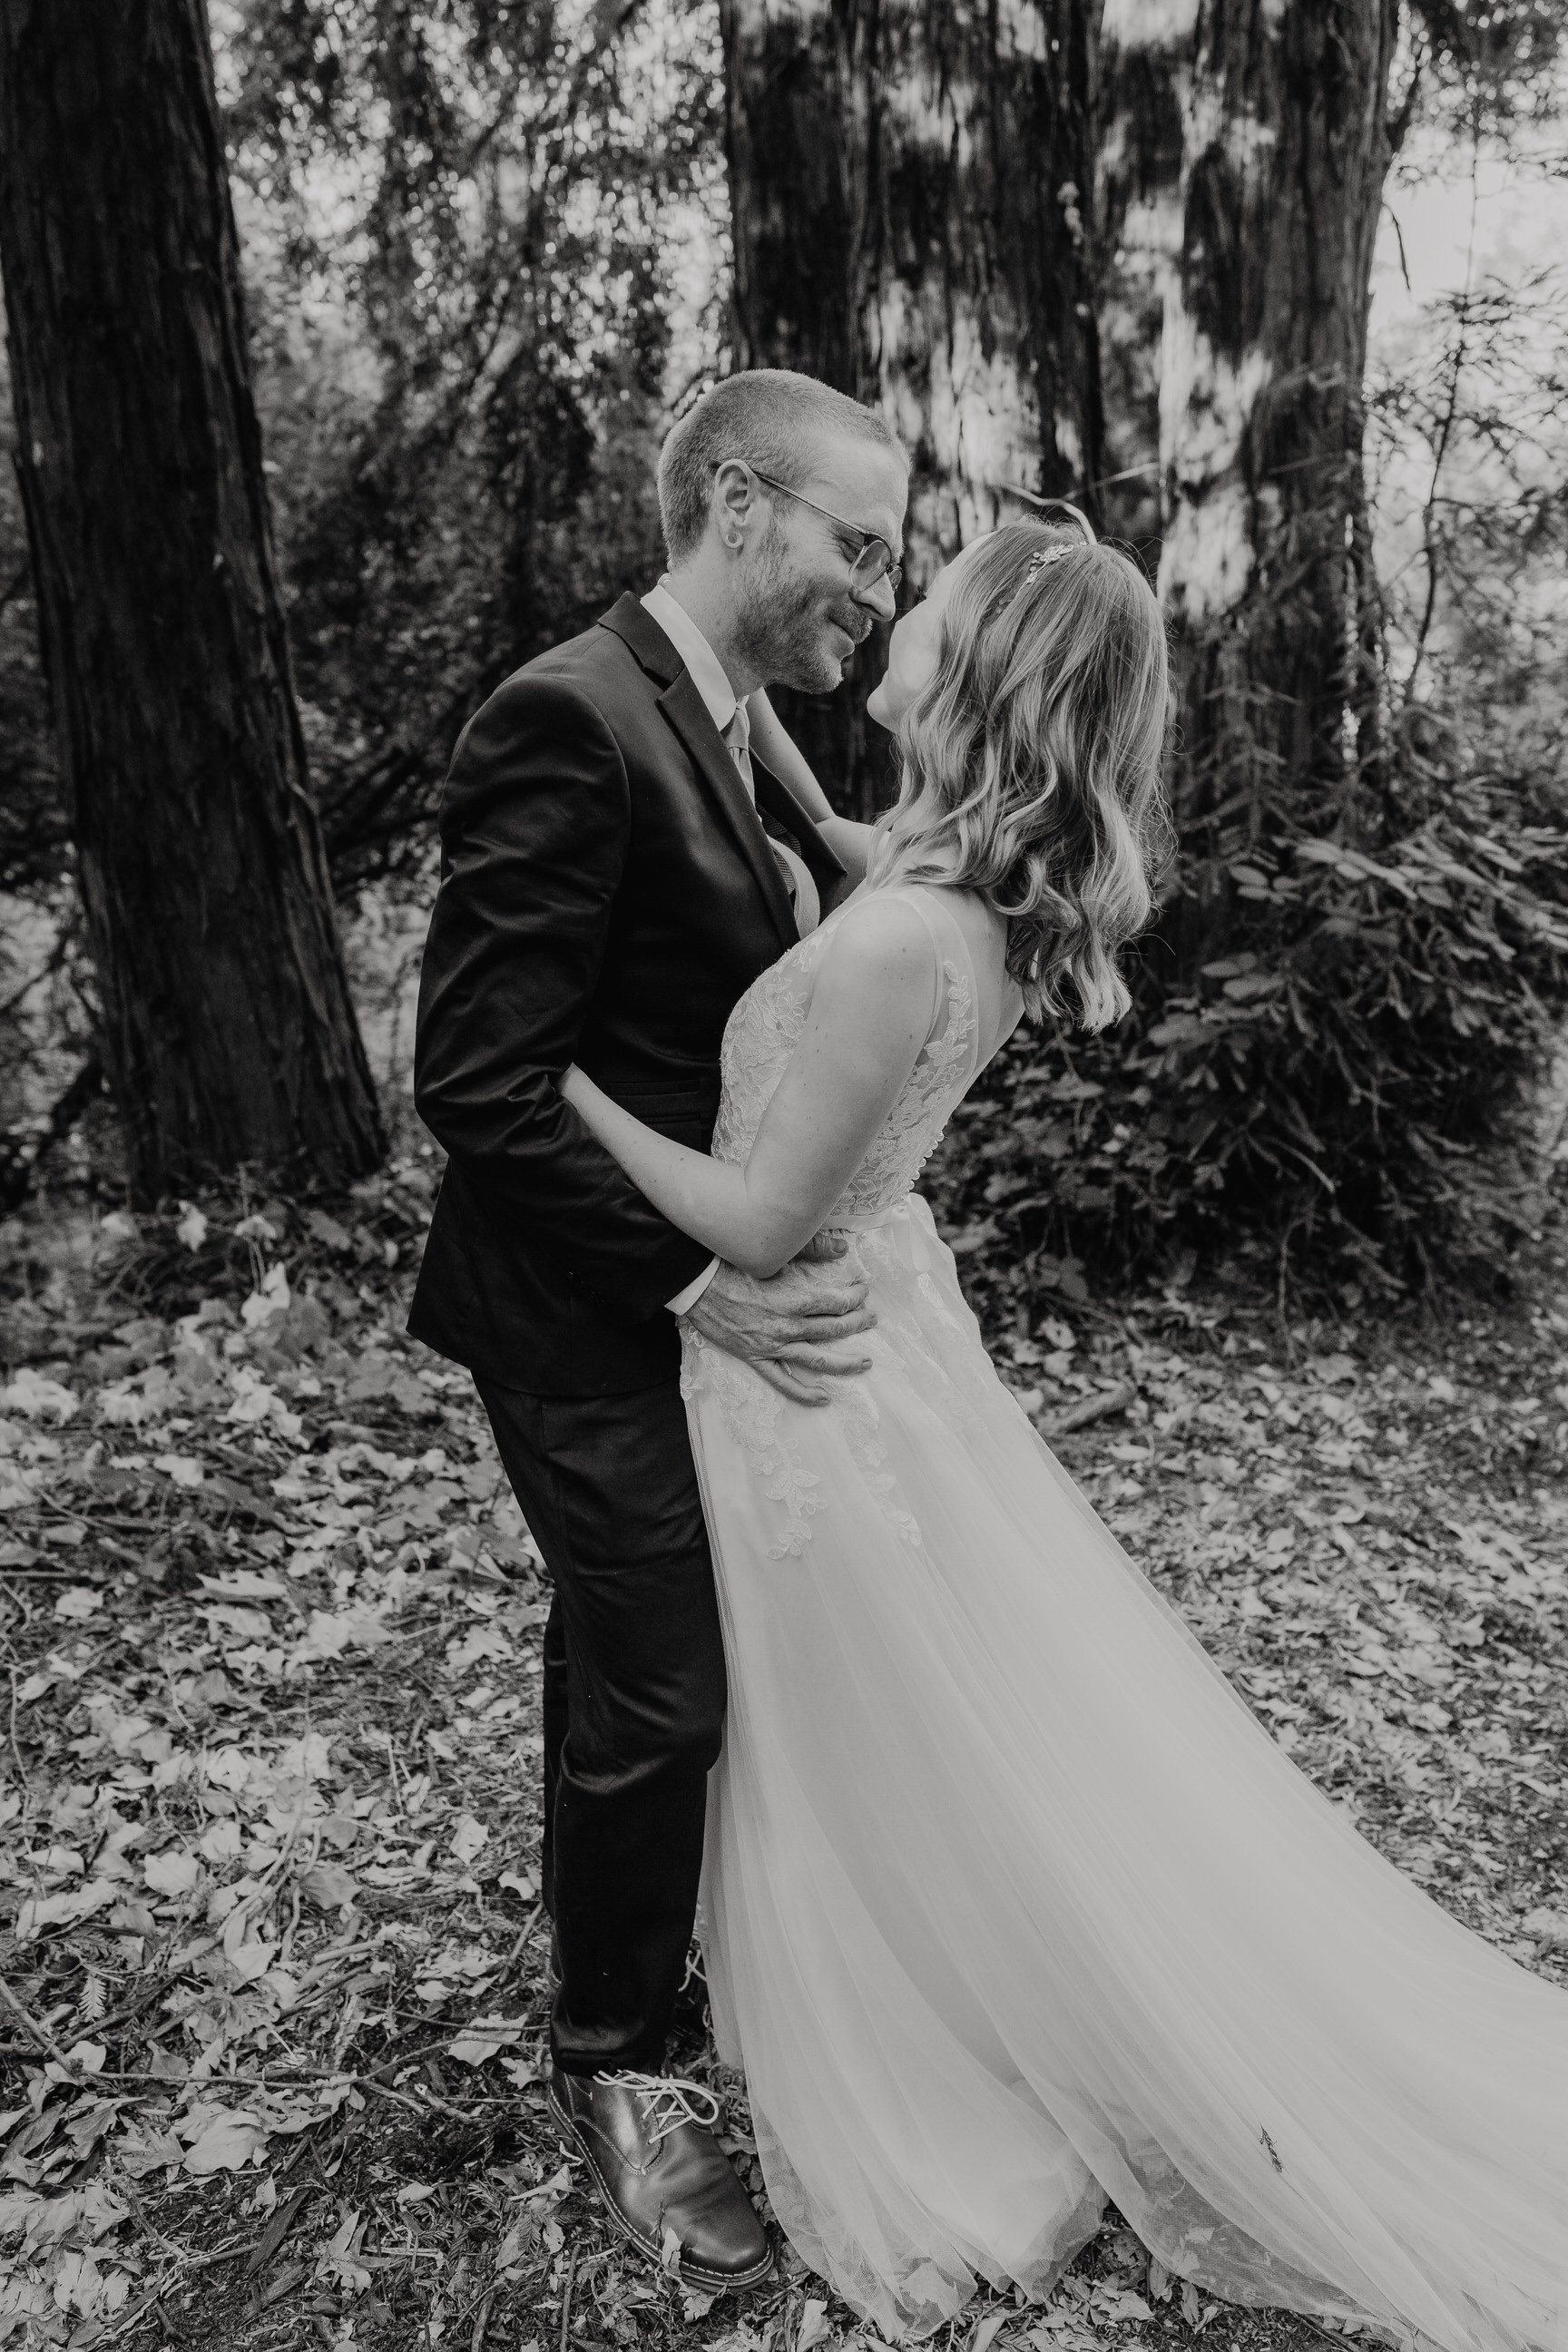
680, 884, 1568, 2350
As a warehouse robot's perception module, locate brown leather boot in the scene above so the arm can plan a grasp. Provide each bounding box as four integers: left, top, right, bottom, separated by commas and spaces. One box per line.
550, 2067, 773, 2293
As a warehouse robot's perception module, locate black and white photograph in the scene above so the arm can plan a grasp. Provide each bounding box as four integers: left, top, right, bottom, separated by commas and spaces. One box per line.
2, 2, 1567, 2347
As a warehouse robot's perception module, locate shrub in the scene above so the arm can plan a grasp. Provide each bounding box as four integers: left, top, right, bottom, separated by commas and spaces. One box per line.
926, 719, 1568, 1311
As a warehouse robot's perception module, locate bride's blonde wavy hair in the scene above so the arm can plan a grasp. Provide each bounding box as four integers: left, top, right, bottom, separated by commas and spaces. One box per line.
871, 517, 1172, 1029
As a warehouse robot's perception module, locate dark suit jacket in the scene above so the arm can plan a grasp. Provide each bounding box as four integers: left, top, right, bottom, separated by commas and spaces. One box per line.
407, 591, 848, 1395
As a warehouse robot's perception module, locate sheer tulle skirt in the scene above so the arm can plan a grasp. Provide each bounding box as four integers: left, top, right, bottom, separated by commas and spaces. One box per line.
681, 1195, 1568, 2348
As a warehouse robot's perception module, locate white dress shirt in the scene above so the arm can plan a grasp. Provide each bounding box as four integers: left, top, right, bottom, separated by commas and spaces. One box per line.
641, 579, 820, 935
640, 579, 820, 1317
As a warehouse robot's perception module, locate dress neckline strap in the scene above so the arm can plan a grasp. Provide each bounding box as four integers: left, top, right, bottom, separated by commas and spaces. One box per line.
867, 884, 982, 1088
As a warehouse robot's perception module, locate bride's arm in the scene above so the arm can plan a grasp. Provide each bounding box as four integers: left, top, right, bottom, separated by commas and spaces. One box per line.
559, 897, 935, 1279
746, 690, 876, 884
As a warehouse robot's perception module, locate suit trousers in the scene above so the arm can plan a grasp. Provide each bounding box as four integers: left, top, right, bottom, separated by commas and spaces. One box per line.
475, 1375, 726, 2074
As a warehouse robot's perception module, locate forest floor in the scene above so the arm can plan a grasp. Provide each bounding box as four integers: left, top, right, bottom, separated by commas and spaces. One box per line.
3, 1156, 1567, 2352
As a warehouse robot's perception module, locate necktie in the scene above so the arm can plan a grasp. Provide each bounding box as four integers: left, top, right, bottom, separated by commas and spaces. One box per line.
721, 702, 756, 798
721, 704, 819, 937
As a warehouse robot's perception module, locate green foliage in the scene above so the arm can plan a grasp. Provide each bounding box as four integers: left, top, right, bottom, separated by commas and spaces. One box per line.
930, 230, 1568, 1307
217, 0, 727, 883
1405, 0, 1565, 131
930, 720, 1568, 1306
3, 0, 1566, 1293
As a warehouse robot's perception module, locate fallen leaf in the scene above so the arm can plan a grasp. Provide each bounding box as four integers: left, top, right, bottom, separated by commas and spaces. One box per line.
183, 2111, 268, 2176
1092, 2287, 1152, 2323
297, 1860, 358, 1912
320, 2205, 371, 2292
967, 2312, 1010, 2352
275, 1732, 333, 1781
241, 1265, 291, 1328
1, 1368, 78, 1423
198, 1818, 243, 1864
53, 1586, 103, 1621
153, 1454, 205, 1489
447, 2016, 526, 2066
289, 1607, 389, 1665
15, 1882, 118, 1942
804, 2295, 841, 2352
201, 1602, 275, 1643
450, 1814, 488, 1867
143, 1851, 201, 1896
175, 1201, 210, 1251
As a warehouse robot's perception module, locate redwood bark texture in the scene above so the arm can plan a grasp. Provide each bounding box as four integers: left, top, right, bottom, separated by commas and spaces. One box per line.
723, 0, 1102, 816
0, 0, 385, 1198
1099, 0, 1398, 966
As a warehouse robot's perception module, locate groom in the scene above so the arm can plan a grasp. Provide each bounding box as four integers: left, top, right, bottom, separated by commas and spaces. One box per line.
409, 369, 909, 2286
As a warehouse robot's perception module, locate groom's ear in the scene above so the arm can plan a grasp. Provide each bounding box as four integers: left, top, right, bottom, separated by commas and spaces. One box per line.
711, 458, 757, 554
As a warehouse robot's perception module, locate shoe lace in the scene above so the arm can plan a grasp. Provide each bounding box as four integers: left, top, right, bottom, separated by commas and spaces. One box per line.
680, 1945, 708, 1995
593, 2068, 720, 2143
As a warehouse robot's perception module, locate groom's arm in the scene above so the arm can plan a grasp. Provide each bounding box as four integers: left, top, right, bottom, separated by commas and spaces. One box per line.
413, 671, 714, 1321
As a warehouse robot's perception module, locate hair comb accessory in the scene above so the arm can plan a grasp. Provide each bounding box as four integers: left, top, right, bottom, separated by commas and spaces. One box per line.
1024, 543, 1078, 586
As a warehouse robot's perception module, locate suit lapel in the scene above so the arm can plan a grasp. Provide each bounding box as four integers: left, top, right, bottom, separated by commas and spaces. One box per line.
599, 590, 839, 947
656, 671, 800, 953
599, 591, 681, 683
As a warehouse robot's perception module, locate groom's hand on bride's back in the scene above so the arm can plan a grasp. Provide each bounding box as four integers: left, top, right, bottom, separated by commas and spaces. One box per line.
681, 1237, 875, 1405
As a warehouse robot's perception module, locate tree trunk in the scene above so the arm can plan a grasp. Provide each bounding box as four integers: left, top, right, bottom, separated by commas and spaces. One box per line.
1099, 0, 1398, 978
1093, 4, 1181, 559
723, 0, 1102, 817
0, 0, 385, 1200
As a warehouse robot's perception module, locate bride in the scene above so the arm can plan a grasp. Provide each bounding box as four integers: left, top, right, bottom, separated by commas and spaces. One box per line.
557, 517, 1568, 2350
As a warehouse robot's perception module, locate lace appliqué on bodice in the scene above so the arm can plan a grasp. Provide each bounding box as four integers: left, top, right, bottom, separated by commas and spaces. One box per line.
708, 897, 976, 1220
682, 888, 984, 1554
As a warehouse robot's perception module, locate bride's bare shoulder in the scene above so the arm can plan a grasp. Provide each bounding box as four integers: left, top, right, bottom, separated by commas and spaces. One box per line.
877, 878, 1009, 970
819, 887, 944, 972
808, 891, 943, 1026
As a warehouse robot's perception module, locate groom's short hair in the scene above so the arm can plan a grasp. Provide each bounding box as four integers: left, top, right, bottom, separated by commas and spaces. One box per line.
657, 370, 904, 564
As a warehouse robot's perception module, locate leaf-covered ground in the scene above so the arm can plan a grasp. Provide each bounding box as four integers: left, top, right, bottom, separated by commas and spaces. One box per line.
2, 1161, 1566, 2351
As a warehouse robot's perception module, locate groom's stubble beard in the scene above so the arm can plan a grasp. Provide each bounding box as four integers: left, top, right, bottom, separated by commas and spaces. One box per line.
731, 517, 859, 695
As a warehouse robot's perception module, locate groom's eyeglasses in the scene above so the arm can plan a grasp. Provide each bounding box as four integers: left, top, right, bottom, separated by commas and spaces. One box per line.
728, 461, 904, 600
